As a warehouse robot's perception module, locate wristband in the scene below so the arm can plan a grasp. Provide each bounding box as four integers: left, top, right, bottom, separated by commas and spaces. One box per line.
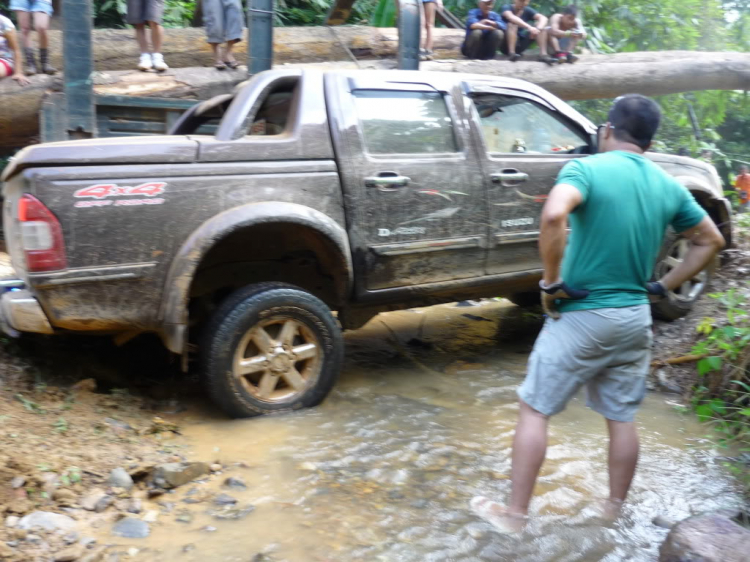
539, 279, 564, 294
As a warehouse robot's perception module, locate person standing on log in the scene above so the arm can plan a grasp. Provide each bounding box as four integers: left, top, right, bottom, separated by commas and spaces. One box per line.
547, 4, 586, 64
500, 0, 555, 64
204, 0, 243, 70
470, 94, 725, 533
0, 13, 29, 84
461, 0, 506, 61
9, 0, 56, 75
419, 0, 442, 61
127, 0, 169, 72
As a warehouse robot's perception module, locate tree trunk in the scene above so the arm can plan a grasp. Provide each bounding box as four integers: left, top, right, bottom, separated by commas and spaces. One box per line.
1, 48, 748, 152
33, 26, 465, 72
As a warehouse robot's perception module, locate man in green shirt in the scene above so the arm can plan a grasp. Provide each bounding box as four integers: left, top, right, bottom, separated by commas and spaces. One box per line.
471, 94, 725, 532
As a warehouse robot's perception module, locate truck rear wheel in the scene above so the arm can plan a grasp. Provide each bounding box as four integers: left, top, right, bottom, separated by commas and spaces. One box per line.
200, 282, 343, 418
651, 229, 715, 321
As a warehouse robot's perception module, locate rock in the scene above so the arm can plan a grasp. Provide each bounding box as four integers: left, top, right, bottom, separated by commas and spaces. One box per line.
223, 477, 247, 489
151, 462, 209, 489
209, 463, 222, 472
127, 548, 139, 557
4, 516, 19, 528
71, 379, 97, 393
659, 512, 750, 562
656, 369, 683, 394
126, 499, 142, 514
63, 531, 79, 545
80, 490, 113, 513
10, 477, 25, 489
79, 537, 96, 548
653, 515, 676, 529
0, 542, 15, 559
108, 468, 134, 491
54, 489, 78, 504
55, 545, 84, 561
79, 546, 107, 562
214, 494, 237, 506
18, 511, 77, 532
141, 510, 159, 523
202, 526, 217, 532
183, 544, 196, 553
111, 517, 150, 539
210, 505, 255, 521
26, 534, 42, 544
175, 510, 193, 524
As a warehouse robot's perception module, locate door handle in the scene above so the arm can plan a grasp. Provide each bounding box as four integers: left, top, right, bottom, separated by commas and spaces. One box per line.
491, 170, 529, 183
365, 172, 411, 189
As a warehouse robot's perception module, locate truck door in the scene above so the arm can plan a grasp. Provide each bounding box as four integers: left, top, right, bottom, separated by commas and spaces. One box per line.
462, 85, 594, 275
329, 76, 488, 291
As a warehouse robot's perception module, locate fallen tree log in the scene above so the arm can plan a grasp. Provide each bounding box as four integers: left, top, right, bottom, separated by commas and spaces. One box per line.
35, 26, 465, 72
2, 50, 748, 151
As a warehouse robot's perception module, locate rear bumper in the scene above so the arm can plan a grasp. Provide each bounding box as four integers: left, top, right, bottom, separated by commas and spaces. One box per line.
0, 279, 53, 336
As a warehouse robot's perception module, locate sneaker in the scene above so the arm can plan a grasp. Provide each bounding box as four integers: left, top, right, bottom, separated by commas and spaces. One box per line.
555, 52, 567, 64
508, 53, 522, 62
566, 52, 579, 64
137, 53, 153, 71
152, 53, 169, 72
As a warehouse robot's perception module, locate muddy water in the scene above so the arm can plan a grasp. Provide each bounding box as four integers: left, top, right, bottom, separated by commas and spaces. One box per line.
108, 301, 743, 561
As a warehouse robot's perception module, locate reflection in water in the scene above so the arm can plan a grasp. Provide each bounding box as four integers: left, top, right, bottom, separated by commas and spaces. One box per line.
102, 301, 743, 561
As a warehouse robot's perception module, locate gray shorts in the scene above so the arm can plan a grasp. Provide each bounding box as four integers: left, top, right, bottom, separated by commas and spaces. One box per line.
204, 0, 244, 44
126, 0, 164, 25
518, 305, 652, 422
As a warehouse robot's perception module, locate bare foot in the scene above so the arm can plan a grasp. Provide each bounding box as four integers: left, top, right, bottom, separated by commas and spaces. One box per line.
470, 496, 527, 534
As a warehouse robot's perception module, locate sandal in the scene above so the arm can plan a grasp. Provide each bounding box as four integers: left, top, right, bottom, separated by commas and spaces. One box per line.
224, 60, 239, 69
214, 61, 227, 70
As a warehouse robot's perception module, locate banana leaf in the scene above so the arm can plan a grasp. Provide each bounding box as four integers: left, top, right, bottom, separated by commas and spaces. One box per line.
371, 0, 397, 27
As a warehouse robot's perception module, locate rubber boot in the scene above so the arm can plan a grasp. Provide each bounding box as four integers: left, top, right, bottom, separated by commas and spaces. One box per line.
24, 47, 38, 76
39, 48, 56, 75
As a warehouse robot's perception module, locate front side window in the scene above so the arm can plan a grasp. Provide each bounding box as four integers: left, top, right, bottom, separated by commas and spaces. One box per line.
353, 90, 458, 155
472, 94, 589, 154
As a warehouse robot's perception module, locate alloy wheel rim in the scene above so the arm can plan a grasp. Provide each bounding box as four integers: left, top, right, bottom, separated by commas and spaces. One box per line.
661, 238, 707, 302
232, 316, 322, 403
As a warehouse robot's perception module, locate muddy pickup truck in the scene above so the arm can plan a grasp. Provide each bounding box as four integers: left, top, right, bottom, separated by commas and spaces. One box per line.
0, 69, 733, 417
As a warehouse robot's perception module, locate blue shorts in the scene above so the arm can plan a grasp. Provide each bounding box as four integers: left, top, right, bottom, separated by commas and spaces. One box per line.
10, 0, 53, 15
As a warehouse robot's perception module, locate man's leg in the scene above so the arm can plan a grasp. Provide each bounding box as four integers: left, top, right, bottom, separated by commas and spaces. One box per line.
423, 2, 436, 53
508, 399, 550, 515
537, 28, 549, 55
483, 29, 503, 60
134, 24, 149, 53
607, 418, 639, 510
148, 21, 164, 54
462, 30, 483, 59
505, 24, 518, 58
14, 11, 31, 49
33, 11, 55, 74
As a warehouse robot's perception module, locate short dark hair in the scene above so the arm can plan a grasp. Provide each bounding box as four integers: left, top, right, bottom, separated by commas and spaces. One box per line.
562, 5, 578, 16
607, 94, 661, 150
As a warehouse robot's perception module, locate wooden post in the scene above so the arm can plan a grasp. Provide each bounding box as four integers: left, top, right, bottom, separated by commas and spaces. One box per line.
62, 0, 96, 138
397, 0, 420, 70
248, 0, 274, 75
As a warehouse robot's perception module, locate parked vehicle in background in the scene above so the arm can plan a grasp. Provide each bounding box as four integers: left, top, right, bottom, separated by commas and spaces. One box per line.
0, 69, 733, 417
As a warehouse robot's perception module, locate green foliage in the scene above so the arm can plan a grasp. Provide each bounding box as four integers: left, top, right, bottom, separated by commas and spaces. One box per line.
690, 285, 750, 494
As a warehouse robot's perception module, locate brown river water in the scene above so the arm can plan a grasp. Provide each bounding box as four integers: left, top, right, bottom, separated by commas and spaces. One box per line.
96, 300, 744, 561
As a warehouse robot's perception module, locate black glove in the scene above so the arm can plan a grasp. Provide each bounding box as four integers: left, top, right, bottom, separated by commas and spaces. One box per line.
646, 281, 668, 302
540, 281, 590, 320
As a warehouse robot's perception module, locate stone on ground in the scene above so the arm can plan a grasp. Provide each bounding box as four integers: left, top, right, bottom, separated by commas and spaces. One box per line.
659, 512, 750, 562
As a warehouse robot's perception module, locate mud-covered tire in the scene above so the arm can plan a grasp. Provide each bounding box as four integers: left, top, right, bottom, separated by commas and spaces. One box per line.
651, 228, 715, 321
506, 291, 541, 308
200, 282, 343, 418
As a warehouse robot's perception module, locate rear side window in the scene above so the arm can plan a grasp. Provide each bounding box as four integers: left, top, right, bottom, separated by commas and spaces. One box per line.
352, 90, 458, 155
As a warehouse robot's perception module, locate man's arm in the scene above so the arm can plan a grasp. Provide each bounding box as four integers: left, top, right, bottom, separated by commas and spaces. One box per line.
539, 183, 582, 285
655, 216, 725, 291
548, 13, 566, 37
532, 12, 548, 29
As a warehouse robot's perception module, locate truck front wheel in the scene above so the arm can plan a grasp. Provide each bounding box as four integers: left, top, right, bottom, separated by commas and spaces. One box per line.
200, 282, 343, 418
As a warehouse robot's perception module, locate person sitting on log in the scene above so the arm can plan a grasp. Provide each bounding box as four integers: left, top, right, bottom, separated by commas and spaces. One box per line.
500, 0, 555, 64
0, 13, 29, 85
204, 0, 244, 70
9, 0, 56, 75
127, 0, 169, 72
461, 0, 506, 61
546, 4, 586, 64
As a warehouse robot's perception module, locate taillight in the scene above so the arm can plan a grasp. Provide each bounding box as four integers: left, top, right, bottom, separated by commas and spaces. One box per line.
18, 194, 67, 272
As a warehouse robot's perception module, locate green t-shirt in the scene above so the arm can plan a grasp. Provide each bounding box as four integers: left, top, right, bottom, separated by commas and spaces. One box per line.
556, 151, 707, 312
